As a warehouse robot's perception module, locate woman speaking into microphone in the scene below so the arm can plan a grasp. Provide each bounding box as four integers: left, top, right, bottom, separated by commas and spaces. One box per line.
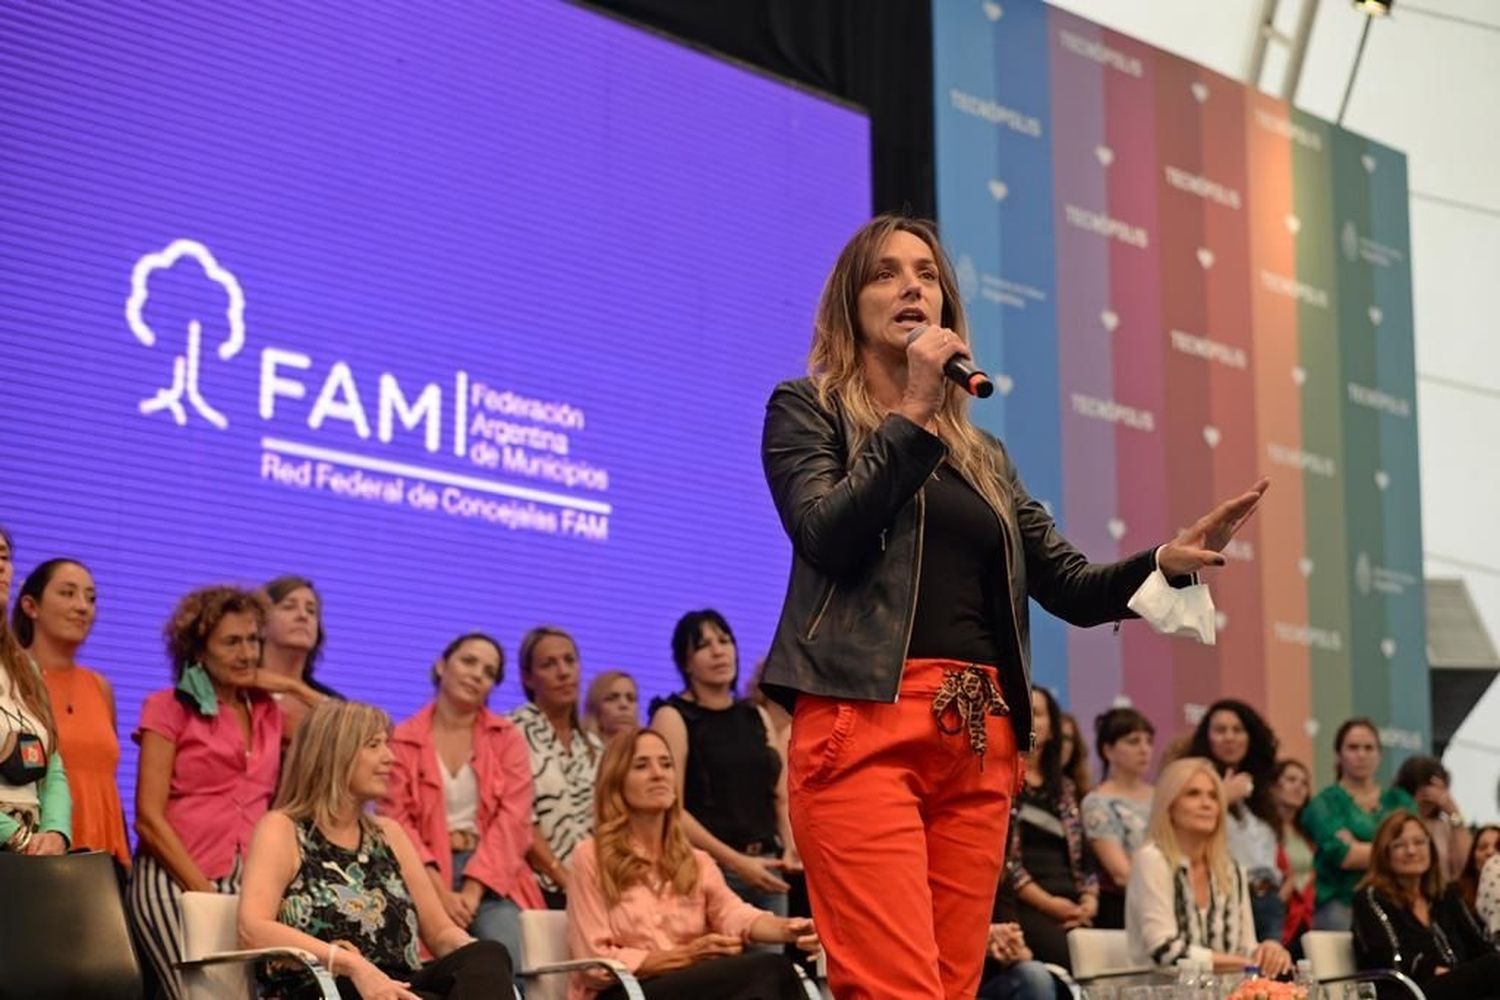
759, 214, 1267, 1000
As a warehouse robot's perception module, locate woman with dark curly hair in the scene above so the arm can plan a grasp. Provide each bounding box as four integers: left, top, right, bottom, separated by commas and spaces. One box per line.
1188, 699, 1284, 942
127, 584, 325, 1000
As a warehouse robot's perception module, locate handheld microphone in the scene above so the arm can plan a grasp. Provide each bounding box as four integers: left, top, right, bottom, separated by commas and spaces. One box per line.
905, 325, 995, 398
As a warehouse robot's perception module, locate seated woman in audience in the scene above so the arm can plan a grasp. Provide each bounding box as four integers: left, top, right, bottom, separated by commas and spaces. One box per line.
583, 670, 639, 744
260, 574, 341, 732
1081, 706, 1155, 929
1188, 698, 1285, 942
15, 558, 129, 866
511, 626, 603, 907
996, 686, 1097, 969
1059, 711, 1092, 797
380, 632, 542, 969
1395, 755, 1471, 883
567, 726, 818, 1000
1352, 810, 1500, 999
241, 700, 514, 1000
1437, 823, 1500, 958
978, 921, 1066, 1000
649, 610, 793, 913
1272, 758, 1318, 951
1126, 757, 1292, 976
129, 585, 316, 1000
0, 526, 71, 857
1302, 718, 1415, 930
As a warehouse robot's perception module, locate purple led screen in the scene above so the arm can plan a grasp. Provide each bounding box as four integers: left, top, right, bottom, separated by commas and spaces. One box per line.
0, 2, 870, 832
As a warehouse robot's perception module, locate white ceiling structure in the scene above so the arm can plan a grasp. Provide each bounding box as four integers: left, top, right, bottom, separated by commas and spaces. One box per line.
1046, 0, 1500, 811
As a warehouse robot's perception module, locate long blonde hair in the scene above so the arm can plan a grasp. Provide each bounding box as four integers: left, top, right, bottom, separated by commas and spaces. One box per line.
809, 214, 1010, 518
1148, 757, 1236, 887
275, 700, 392, 829
592, 727, 698, 905
0, 526, 58, 752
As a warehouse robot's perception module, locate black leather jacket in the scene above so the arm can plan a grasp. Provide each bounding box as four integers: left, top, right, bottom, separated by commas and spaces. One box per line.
759, 378, 1159, 749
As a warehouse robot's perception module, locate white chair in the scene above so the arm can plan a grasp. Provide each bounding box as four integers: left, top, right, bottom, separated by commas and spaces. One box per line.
177, 891, 338, 1000
518, 909, 645, 1000
1065, 928, 1154, 984
1301, 930, 1427, 998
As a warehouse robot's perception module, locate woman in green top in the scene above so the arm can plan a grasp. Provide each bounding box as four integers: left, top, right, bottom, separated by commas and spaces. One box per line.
1300, 717, 1415, 930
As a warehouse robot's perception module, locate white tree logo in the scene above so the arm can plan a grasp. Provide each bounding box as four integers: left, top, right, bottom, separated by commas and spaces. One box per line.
125, 239, 246, 429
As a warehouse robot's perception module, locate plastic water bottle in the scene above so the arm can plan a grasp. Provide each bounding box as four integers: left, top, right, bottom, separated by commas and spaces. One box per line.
1175, 957, 1199, 999
1294, 959, 1320, 999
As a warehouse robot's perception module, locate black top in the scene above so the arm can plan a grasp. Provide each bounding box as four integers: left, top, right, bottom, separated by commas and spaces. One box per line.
1434, 884, 1493, 962
1352, 885, 1462, 988
650, 694, 781, 851
906, 464, 1006, 665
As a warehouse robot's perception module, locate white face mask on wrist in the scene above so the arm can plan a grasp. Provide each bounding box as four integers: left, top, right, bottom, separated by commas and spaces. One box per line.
1127, 567, 1217, 646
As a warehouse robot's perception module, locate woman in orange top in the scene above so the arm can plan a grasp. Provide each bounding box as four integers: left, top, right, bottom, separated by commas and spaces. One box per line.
12, 557, 130, 866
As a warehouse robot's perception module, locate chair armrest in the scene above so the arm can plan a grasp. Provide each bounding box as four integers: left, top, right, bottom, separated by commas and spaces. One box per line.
519, 958, 646, 1000
1042, 961, 1083, 999
1318, 969, 1427, 999
790, 961, 822, 1000
177, 947, 339, 1000
1073, 965, 1166, 984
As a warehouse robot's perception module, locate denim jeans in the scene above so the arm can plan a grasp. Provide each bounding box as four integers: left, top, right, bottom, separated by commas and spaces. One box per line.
451, 849, 524, 988
721, 862, 789, 917
1250, 887, 1286, 944
1314, 898, 1354, 931
721, 861, 788, 954
978, 960, 1063, 1000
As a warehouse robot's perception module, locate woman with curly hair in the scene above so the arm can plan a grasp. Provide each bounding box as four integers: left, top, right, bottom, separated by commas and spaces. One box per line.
241, 700, 514, 1000
1188, 699, 1284, 942
566, 727, 819, 999
127, 584, 324, 1000
0, 525, 71, 858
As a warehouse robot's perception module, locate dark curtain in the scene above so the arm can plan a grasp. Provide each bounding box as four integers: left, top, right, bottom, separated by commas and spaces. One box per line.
582, 0, 936, 218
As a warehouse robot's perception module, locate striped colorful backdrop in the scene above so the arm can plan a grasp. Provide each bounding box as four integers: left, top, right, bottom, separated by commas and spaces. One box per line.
933, 0, 1425, 779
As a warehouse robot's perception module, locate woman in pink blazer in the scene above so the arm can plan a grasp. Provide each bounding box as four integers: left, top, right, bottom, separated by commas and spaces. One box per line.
380, 632, 543, 969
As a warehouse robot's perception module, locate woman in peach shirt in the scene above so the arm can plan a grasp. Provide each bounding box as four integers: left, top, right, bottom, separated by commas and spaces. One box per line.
566, 727, 820, 1000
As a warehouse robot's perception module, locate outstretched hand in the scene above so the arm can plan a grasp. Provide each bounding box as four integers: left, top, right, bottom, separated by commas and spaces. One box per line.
1157, 478, 1269, 578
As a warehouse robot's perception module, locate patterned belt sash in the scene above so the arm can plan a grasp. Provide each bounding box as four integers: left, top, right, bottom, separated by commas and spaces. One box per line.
931, 665, 1009, 769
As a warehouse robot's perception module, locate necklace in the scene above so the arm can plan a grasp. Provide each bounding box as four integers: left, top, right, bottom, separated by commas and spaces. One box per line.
48, 665, 79, 715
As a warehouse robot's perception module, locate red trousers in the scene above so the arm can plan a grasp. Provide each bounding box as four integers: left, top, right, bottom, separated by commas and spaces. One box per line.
788, 659, 1018, 1000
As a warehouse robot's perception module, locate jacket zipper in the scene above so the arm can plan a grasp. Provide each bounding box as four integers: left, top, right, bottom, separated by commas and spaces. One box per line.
993, 488, 1036, 753
804, 581, 836, 641
893, 489, 926, 703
